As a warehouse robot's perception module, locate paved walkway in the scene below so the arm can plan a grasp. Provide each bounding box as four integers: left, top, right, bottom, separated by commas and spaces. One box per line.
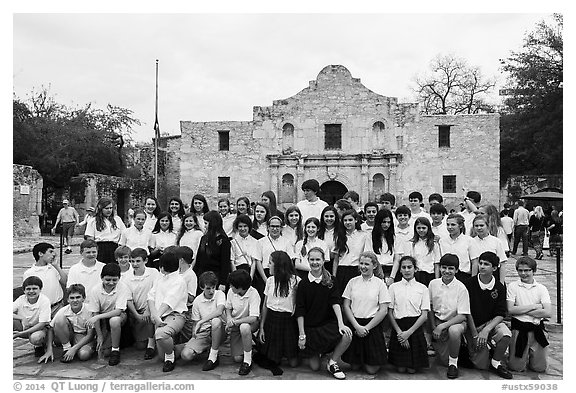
13, 235, 563, 380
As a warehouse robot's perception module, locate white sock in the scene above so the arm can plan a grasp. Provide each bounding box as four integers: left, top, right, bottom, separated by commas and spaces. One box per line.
243, 350, 252, 365
147, 338, 155, 349
491, 359, 501, 369
448, 356, 458, 367
328, 358, 336, 366
208, 348, 219, 362
111, 347, 119, 352
62, 342, 71, 350
165, 351, 175, 362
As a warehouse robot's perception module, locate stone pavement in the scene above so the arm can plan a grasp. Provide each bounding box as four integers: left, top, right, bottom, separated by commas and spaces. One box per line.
13, 235, 563, 381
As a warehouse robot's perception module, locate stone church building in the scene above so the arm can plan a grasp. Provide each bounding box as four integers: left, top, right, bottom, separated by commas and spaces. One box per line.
162, 65, 500, 211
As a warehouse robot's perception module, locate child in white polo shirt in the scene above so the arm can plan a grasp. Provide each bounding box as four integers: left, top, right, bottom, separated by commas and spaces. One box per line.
13, 276, 51, 358
175, 246, 198, 344
66, 240, 105, 293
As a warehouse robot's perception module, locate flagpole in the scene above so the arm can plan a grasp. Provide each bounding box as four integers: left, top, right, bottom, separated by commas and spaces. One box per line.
154, 59, 159, 199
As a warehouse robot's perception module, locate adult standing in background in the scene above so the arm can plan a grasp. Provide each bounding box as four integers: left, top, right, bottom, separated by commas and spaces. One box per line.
529, 206, 546, 260
51, 199, 79, 254
512, 200, 530, 256
297, 179, 328, 223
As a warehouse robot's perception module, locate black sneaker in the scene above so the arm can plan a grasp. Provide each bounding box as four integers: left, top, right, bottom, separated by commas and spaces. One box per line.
238, 362, 252, 376
327, 362, 346, 380
34, 346, 45, 357
108, 350, 120, 366
163, 360, 175, 372
202, 358, 219, 371
144, 347, 156, 360
65, 249, 72, 254
447, 364, 459, 379
491, 364, 513, 379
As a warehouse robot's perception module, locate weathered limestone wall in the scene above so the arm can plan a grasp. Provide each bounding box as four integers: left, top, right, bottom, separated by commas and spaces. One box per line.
13, 165, 43, 236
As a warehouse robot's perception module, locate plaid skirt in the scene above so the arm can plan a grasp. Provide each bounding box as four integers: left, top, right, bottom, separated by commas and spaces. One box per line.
342, 318, 387, 366
260, 309, 299, 363
335, 265, 360, 292
302, 319, 342, 358
388, 316, 429, 369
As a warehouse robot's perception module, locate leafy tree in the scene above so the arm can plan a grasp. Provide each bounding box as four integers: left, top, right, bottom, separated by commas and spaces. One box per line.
413, 54, 496, 115
500, 14, 563, 181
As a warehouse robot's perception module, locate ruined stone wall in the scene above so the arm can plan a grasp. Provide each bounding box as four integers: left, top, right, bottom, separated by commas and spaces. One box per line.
13, 164, 43, 236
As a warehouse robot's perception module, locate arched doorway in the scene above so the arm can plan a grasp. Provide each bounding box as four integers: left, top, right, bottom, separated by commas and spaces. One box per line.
319, 181, 348, 205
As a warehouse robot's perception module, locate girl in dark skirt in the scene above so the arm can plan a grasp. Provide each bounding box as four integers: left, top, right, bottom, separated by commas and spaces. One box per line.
84, 197, 126, 264
333, 209, 369, 291
318, 206, 340, 275
341, 251, 390, 375
258, 251, 300, 367
295, 247, 353, 380
387, 256, 430, 373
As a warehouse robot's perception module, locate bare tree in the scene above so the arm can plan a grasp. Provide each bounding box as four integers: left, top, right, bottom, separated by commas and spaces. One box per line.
413, 54, 496, 115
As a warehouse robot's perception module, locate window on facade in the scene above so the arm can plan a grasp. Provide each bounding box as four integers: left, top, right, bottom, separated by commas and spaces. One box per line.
325, 124, 342, 150
396, 135, 404, 150
282, 123, 294, 154
372, 173, 386, 201
218, 177, 230, 193
373, 121, 385, 131
443, 175, 456, 193
438, 126, 450, 148
218, 131, 229, 151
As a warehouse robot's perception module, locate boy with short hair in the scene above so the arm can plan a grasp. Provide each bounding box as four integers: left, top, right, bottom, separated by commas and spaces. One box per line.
360, 202, 379, 232
380, 192, 398, 226
175, 246, 198, 343
180, 271, 226, 371
465, 252, 513, 379
462, 191, 482, 235
428, 254, 470, 379
13, 276, 51, 358
394, 205, 412, 248
66, 239, 105, 295
147, 252, 188, 372
86, 263, 130, 366
225, 269, 261, 376
430, 204, 449, 241
428, 193, 443, 206
123, 247, 161, 359
343, 190, 364, 221
506, 256, 551, 373
407, 191, 432, 227
297, 179, 329, 222
44, 284, 96, 363
115, 245, 133, 276
24, 243, 67, 316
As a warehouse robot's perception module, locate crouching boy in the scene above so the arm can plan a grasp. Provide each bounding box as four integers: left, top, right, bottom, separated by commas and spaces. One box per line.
507, 256, 551, 373
147, 252, 188, 372
13, 276, 51, 358
180, 271, 226, 371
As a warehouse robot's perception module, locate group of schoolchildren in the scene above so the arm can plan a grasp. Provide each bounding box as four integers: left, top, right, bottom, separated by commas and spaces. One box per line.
13, 179, 552, 380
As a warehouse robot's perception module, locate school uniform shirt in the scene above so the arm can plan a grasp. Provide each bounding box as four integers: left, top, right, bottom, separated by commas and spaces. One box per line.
460, 210, 476, 236
294, 238, 330, 269
147, 270, 188, 317
360, 222, 375, 233
119, 226, 152, 254
171, 215, 182, 235
119, 264, 133, 277
179, 229, 203, 258
394, 225, 412, 250
297, 198, 329, 223
470, 235, 508, 263
432, 222, 450, 241
465, 275, 507, 326
225, 286, 261, 320
501, 216, 514, 235
264, 276, 301, 313
366, 235, 398, 267
506, 279, 551, 325
497, 226, 510, 252
143, 213, 157, 233
428, 277, 471, 322
230, 234, 259, 267
342, 275, 391, 319
256, 235, 294, 269
87, 281, 131, 314
439, 234, 474, 274
221, 214, 236, 238
23, 264, 63, 305
191, 290, 226, 332
149, 230, 177, 251
13, 294, 51, 329
282, 225, 299, 251
66, 260, 106, 296
408, 210, 432, 228
50, 303, 93, 334
294, 273, 341, 327
180, 267, 198, 306
388, 278, 430, 319
85, 216, 126, 243
338, 230, 370, 267
121, 267, 160, 311
399, 239, 440, 274
320, 227, 336, 257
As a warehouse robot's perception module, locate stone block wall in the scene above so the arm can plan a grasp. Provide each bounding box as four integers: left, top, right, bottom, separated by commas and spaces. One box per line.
13, 164, 43, 236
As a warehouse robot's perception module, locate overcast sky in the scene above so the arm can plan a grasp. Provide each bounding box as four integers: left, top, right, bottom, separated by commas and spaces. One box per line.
13, 12, 553, 143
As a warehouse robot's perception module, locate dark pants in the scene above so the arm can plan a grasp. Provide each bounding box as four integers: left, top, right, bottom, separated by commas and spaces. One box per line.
513, 225, 529, 255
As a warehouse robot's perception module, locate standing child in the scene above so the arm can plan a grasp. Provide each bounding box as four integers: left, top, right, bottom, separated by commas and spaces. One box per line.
190, 194, 210, 233
295, 247, 352, 380
470, 215, 508, 284
407, 191, 432, 228
119, 209, 152, 256
294, 217, 330, 279
143, 196, 161, 233
398, 217, 440, 287
180, 271, 226, 371
388, 256, 430, 374
236, 197, 253, 220
147, 252, 188, 372
318, 206, 340, 274
148, 212, 177, 269
66, 240, 105, 295
506, 256, 551, 373
123, 247, 161, 359
283, 205, 304, 252
177, 212, 203, 260
259, 251, 301, 370
13, 276, 51, 358
341, 251, 390, 375
218, 198, 236, 238
167, 197, 186, 234
175, 246, 198, 343
428, 254, 471, 379
394, 205, 413, 249
360, 202, 379, 233
85, 197, 127, 264
430, 204, 449, 241
296, 179, 328, 222
45, 284, 95, 363
225, 269, 261, 376
251, 202, 270, 239
86, 263, 130, 366
370, 209, 399, 285
333, 209, 369, 291
230, 214, 259, 276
